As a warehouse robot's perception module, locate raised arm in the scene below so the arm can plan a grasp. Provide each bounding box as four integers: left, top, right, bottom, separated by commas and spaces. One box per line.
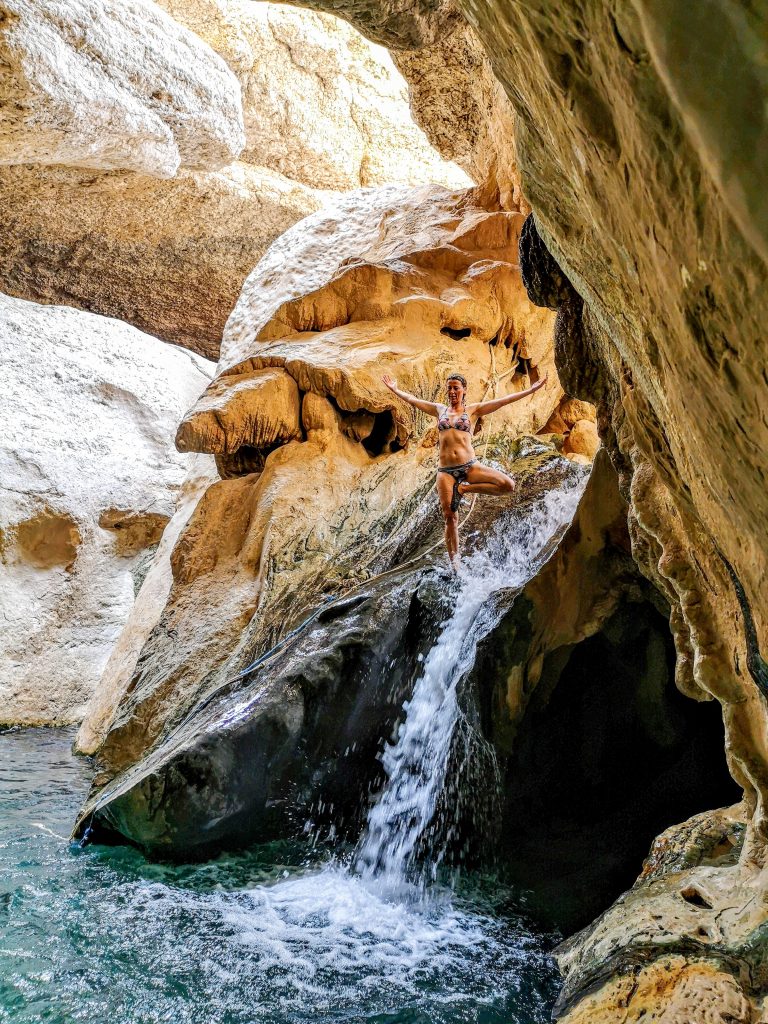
469, 375, 548, 418
382, 374, 440, 416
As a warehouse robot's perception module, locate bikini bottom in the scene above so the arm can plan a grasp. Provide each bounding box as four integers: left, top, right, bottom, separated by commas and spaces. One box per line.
436, 458, 477, 483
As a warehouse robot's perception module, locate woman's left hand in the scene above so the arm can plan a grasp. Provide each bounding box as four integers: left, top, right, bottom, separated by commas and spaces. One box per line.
531, 373, 548, 392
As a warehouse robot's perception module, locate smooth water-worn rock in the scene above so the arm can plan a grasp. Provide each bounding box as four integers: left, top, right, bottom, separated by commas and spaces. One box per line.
74, 445, 580, 856
0, 293, 213, 726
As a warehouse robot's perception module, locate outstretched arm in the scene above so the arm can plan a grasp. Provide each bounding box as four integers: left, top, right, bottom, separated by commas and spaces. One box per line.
382, 374, 440, 416
469, 375, 548, 417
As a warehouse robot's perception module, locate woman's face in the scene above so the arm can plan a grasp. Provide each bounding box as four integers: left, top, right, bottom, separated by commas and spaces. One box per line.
446, 378, 465, 406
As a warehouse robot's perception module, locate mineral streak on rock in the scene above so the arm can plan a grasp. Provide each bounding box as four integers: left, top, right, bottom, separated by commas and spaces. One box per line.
0, 293, 214, 727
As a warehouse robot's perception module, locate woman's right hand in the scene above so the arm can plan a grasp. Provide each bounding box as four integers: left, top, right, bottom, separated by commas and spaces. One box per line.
382, 373, 398, 393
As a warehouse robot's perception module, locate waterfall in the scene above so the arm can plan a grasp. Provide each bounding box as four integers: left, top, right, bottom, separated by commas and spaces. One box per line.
356, 474, 587, 887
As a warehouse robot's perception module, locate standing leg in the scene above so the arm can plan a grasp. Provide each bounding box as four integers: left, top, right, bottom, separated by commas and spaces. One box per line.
436, 472, 461, 570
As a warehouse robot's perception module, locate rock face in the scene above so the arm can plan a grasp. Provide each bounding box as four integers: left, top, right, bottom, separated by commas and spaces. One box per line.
0, 162, 323, 360
75, 179, 563, 779
155, 0, 469, 191
0, 0, 245, 175
0, 293, 214, 726
441, 1, 768, 1017
0, 0, 467, 357
74, 442, 585, 856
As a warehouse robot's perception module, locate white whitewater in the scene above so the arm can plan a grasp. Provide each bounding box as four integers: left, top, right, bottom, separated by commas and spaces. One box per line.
356, 476, 587, 887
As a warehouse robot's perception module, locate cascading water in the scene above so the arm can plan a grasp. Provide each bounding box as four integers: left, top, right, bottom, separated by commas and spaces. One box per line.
357, 476, 587, 887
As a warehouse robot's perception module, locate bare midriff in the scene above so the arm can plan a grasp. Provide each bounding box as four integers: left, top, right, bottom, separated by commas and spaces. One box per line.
438, 412, 476, 467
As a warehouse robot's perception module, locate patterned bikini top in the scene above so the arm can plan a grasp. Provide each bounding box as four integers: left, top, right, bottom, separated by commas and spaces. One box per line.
438, 406, 472, 432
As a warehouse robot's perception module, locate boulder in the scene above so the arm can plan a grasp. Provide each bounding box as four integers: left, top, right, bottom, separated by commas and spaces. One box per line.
563, 419, 599, 459
74, 445, 585, 857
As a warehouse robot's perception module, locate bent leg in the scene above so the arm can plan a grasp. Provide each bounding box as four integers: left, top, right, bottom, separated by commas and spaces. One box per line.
436, 472, 461, 567
458, 462, 515, 497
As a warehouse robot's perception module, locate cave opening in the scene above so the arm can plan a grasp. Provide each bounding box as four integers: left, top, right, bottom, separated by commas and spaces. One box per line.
475, 600, 740, 933
440, 326, 473, 340
362, 409, 396, 456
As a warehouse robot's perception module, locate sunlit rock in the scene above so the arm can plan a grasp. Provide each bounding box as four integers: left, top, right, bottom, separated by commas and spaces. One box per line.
155, 0, 470, 191
0, 0, 244, 176
0, 293, 213, 726
75, 181, 562, 780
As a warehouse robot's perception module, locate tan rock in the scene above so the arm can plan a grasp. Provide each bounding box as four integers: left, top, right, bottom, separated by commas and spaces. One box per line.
560, 397, 596, 428
0, 293, 214, 726
542, 408, 567, 434
559, 957, 753, 1024
176, 367, 302, 456
0, 161, 323, 359
76, 181, 562, 776
564, 419, 599, 459
0, 0, 244, 176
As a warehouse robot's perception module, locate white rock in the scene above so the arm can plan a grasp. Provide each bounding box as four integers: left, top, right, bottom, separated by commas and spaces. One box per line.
0, 0, 245, 176
0, 293, 215, 725
153, 0, 470, 190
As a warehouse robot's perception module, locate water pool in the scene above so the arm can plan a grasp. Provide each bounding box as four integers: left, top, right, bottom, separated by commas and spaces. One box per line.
0, 727, 560, 1024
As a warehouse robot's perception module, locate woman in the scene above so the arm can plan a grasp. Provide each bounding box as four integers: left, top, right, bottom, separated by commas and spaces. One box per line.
382, 371, 548, 566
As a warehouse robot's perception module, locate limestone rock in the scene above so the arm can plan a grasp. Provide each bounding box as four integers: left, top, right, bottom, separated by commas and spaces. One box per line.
559, 398, 596, 429
563, 419, 599, 459
0, 0, 469, 357
74, 182, 562, 807
392, 22, 520, 205
155, 0, 469, 191
558, 957, 753, 1024
175, 367, 302, 457
0, 162, 323, 359
75, 453, 217, 754
0, 293, 214, 726
0, 0, 244, 176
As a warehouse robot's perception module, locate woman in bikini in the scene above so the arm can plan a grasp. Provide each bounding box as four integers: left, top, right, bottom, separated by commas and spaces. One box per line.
382, 371, 547, 566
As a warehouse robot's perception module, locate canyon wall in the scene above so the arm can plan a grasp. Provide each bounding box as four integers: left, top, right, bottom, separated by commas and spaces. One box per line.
0, 293, 214, 725
0, 0, 467, 358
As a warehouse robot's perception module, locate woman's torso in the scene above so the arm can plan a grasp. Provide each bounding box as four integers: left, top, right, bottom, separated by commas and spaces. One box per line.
437, 404, 476, 466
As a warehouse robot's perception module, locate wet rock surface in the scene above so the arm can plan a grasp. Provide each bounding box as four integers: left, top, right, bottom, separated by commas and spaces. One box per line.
74, 444, 579, 856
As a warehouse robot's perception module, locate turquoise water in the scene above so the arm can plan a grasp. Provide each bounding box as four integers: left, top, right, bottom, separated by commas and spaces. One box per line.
0, 727, 560, 1024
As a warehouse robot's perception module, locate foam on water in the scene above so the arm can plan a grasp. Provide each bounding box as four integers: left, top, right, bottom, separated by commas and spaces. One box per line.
0, 728, 560, 1024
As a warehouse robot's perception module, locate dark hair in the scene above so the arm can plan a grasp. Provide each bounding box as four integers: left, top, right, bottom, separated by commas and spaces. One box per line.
446, 374, 467, 388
